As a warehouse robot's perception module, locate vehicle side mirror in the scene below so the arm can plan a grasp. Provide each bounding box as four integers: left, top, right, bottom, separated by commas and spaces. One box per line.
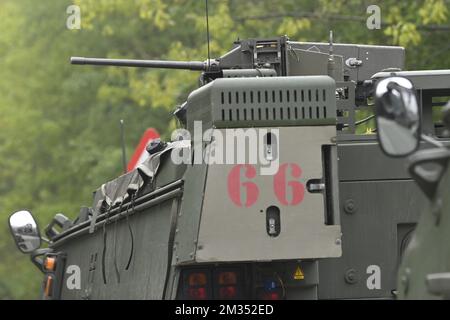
375, 77, 420, 157
9, 210, 42, 253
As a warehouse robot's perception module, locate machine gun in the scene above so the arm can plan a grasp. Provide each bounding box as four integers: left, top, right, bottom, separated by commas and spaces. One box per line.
70, 44, 278, 84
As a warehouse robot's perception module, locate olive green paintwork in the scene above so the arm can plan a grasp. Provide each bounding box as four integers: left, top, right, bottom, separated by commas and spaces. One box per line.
373, 71, 450, 300
197, 126, 341, 262
13, 35, 449, 300
397, 159, 450, 299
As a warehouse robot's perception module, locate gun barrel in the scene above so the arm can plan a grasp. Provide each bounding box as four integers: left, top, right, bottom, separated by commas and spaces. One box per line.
70, 57, 206, 71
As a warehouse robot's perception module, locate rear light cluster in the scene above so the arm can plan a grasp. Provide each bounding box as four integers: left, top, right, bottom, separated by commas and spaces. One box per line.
217, 272, 238, 299
259, 291, 280, 300
187, 272, 208, 299
180, 268, 243, 300
257, 279, 283, 300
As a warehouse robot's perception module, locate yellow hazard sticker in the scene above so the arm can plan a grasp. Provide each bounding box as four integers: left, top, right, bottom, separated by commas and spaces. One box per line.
294, 266, 305, 280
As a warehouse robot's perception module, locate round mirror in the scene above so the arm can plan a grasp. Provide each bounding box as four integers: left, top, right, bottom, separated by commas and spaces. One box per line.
8, 210, 41, 253
375, 77, 420, 157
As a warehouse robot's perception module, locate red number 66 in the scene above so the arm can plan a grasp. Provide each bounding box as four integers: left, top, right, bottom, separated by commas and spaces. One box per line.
227, 163, 305, 207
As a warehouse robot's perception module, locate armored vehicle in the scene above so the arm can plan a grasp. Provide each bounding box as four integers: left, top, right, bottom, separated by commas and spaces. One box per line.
8, 35, 449, 300
373, 72, 450, 299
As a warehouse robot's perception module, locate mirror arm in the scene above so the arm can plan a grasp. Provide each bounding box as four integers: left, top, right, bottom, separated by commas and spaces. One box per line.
41, 237, 50, 244
30, 248, 52, 272
421, 134, 445, 148
408, 149, 450, 200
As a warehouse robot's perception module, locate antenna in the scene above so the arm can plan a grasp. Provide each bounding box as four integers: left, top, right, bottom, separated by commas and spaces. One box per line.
327, 30, 336, 79
205, 0, 211, 70
120, 119, 127, 174
328, 30, 334, 57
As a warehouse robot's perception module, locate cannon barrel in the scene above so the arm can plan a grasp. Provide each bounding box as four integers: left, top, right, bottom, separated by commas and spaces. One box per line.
70, 57, 206, 71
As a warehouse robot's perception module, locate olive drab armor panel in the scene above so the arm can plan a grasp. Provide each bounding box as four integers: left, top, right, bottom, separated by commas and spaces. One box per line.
197, 126, 341, 262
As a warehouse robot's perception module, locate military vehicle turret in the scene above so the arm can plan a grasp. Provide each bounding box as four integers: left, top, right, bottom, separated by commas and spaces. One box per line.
8, 35, 448, 300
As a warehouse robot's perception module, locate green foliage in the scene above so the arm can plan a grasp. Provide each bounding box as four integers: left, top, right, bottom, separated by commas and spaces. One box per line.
0, 0, 449, 299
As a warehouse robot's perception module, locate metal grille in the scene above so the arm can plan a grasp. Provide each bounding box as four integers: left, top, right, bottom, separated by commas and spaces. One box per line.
219, 88, 329, 122
211, 76, 336, 127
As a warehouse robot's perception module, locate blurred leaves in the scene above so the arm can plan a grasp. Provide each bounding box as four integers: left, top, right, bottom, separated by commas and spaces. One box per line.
385, 22, 422, 47
277, 18, 311, 37
419, 0, 448, 25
